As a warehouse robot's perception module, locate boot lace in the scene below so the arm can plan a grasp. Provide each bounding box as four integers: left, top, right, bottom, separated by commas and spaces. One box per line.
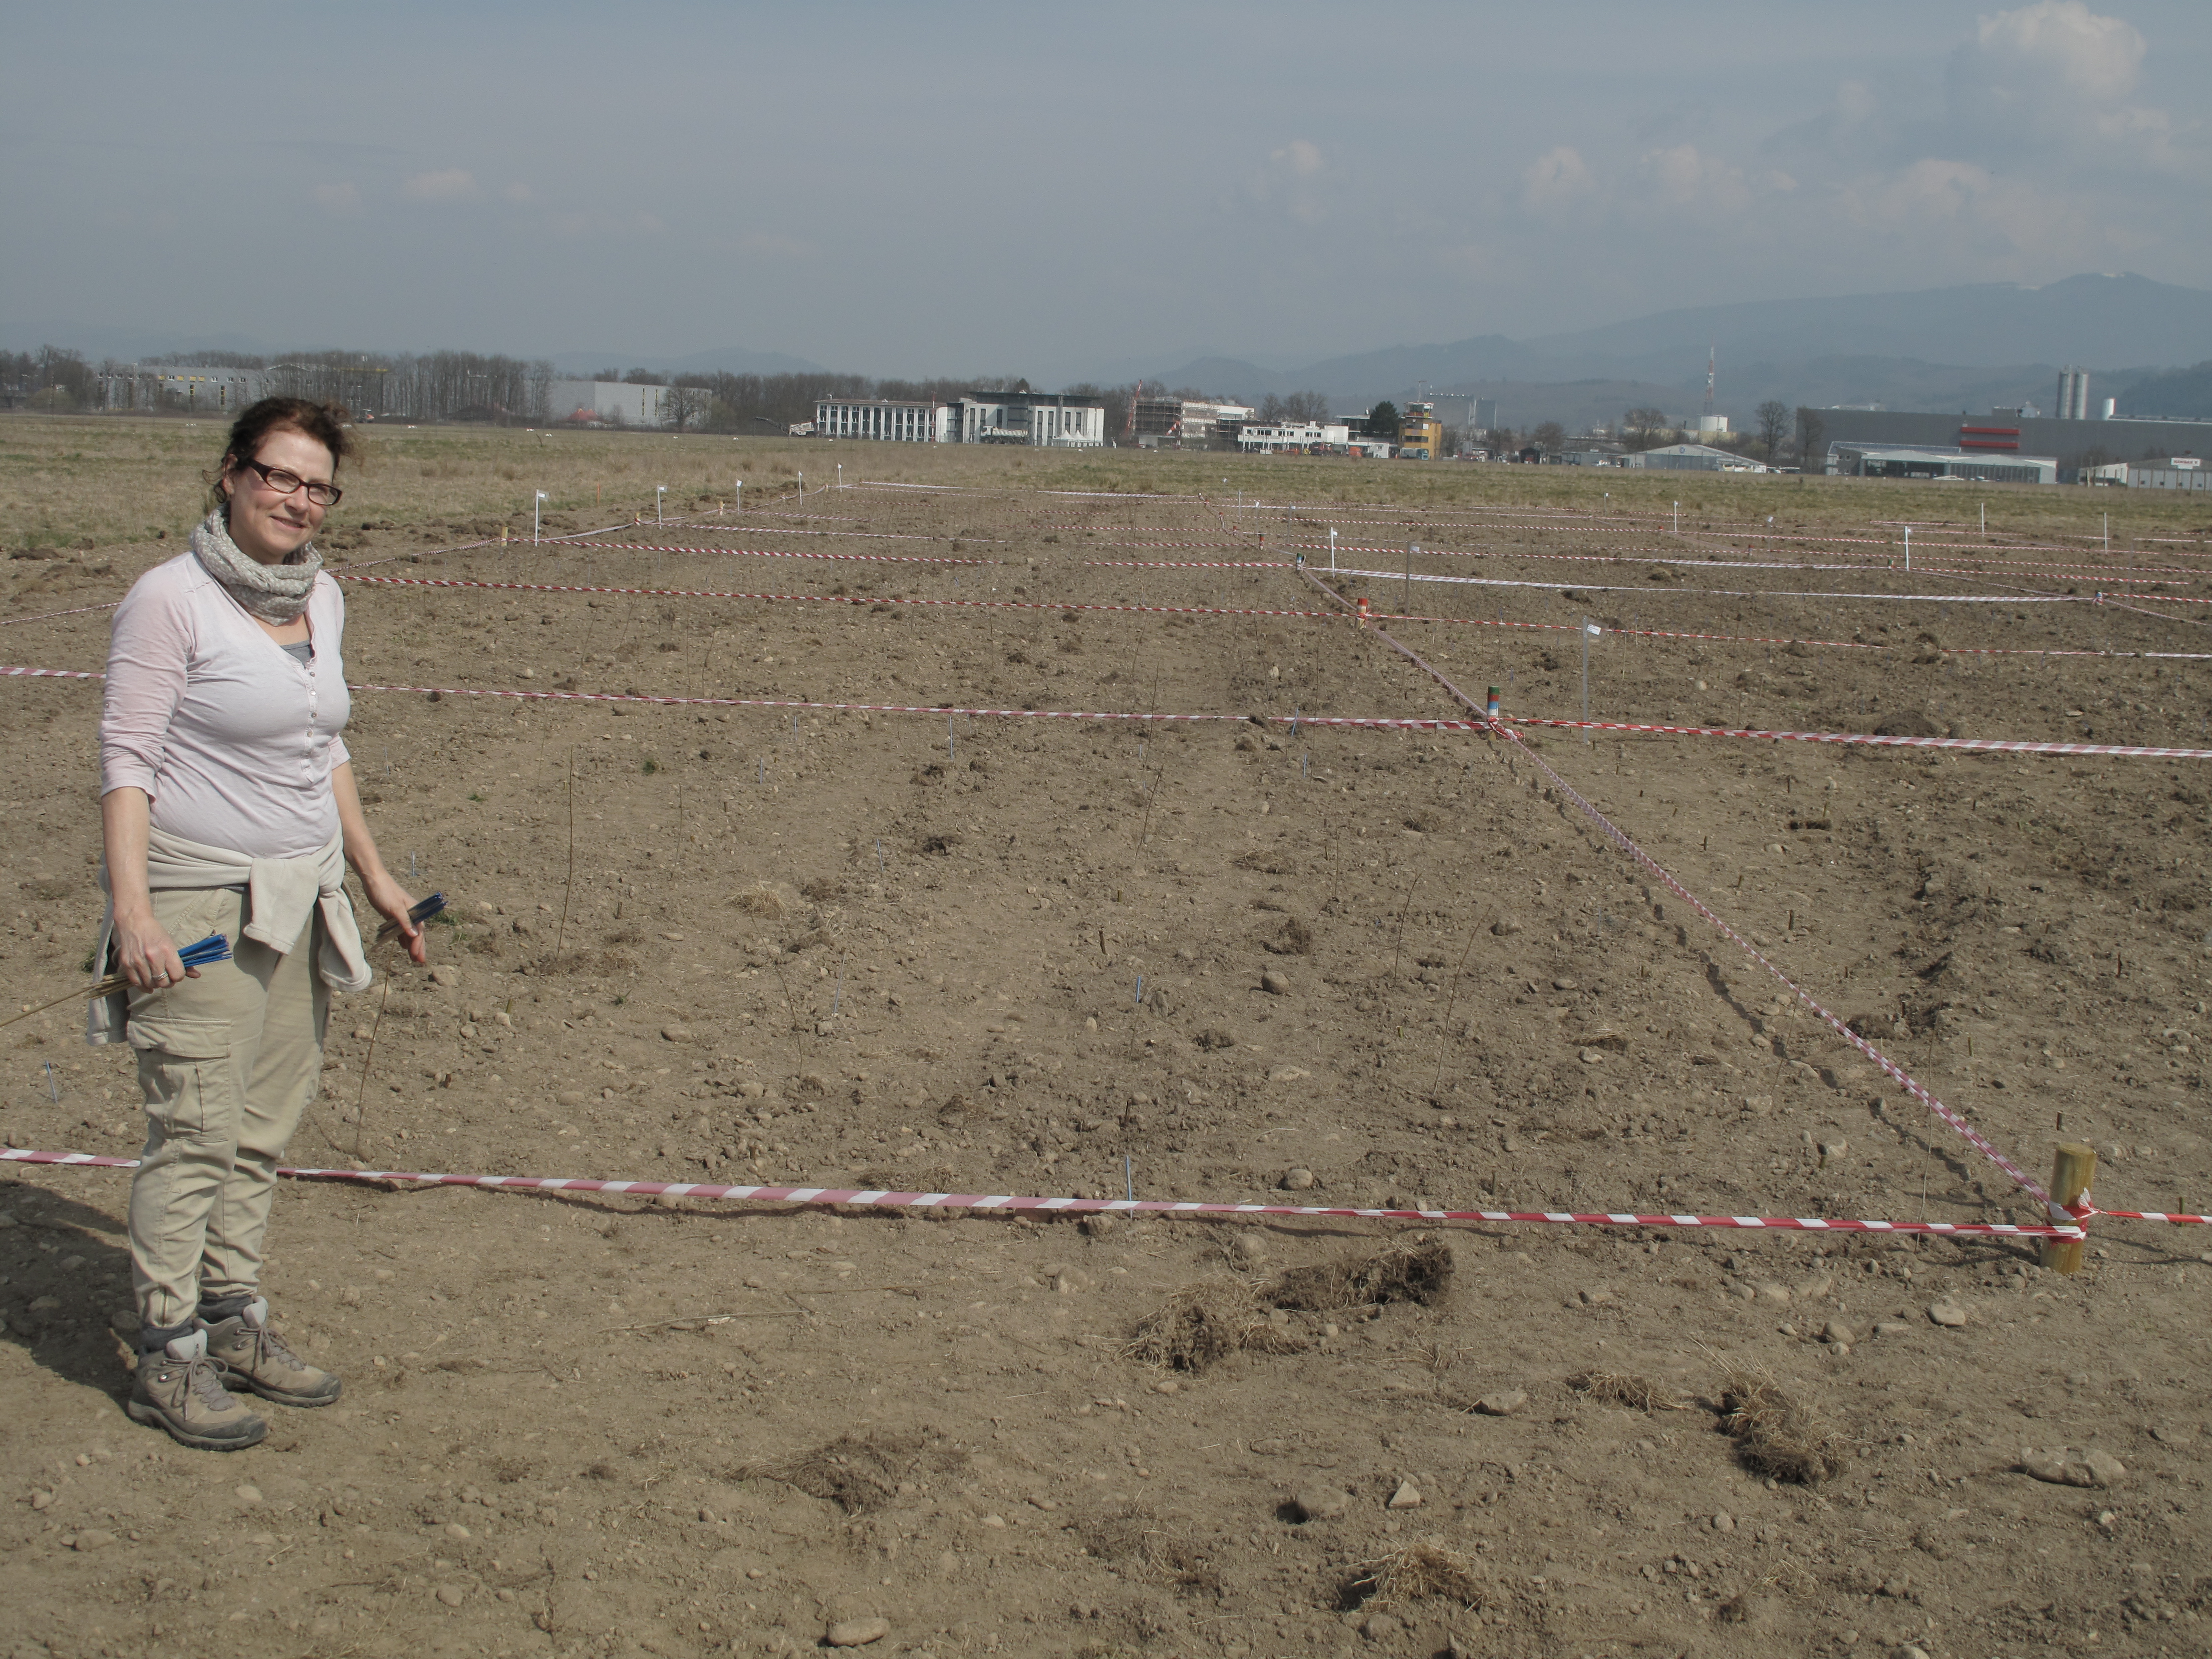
180, 1352, 237, 1413
245, 1319, 309, 1373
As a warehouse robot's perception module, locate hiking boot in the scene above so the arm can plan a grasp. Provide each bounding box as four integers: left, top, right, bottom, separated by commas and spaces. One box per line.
127, 1328, 267, 1451
202, 1298, 343, 1408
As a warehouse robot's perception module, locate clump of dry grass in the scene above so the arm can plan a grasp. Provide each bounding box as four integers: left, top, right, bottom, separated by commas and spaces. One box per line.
733, 885, 783, 918
1566, 1370, 1678, 1412
1718, 1366, 1842, 1484
737, 1429, 956, 1514
1347, 1542, 1487, 1610
1125, 1283, 1306, 1373
1267, 1238, 1453, 1312
1073, 1505, 1215, 1587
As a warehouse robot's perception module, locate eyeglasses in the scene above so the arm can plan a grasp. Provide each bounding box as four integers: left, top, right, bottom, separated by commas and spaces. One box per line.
237, 457, 343, 508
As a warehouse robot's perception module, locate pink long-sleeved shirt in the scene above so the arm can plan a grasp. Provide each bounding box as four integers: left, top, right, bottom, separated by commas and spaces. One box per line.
100, 551, 352, 860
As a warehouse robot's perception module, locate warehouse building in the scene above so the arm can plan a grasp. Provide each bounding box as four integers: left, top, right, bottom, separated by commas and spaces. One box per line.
1828, 443, 2058, 486
1626, 442, 1768, 473
549, 379, 689, 428
96, 364, 270, 413
1815, 406, 2212, 475
2125, 460, 2210, 491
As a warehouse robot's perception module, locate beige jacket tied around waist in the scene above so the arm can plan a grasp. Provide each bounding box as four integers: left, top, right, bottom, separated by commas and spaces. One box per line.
86, 826, 374, 1047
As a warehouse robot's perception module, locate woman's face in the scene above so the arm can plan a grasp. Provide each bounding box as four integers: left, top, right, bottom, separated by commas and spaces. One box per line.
221, 428, 336, 565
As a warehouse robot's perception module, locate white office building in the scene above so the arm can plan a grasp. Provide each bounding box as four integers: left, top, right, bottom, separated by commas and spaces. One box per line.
1236, 420, 1352, 454
953, 394, 1105, 447
810, 391, 1105, 447
813, 398, 954, 443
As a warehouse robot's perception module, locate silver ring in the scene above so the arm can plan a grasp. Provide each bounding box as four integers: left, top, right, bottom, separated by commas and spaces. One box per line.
153, 973, 169, 983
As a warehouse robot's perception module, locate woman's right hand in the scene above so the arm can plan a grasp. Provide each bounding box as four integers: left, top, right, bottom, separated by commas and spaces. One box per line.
110, 905, 193, 992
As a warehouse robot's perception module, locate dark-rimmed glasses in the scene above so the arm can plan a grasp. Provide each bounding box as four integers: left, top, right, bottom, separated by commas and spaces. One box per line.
237, 457, 343, 507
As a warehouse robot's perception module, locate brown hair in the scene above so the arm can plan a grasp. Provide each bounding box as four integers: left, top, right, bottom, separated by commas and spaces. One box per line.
211, 396, 355, 511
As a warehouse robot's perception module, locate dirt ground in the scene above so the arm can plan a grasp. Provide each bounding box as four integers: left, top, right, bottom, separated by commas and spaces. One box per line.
3, 418, 2210, 1659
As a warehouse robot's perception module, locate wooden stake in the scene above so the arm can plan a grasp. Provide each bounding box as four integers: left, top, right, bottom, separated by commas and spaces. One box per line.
2041, 1141, 2097, 1275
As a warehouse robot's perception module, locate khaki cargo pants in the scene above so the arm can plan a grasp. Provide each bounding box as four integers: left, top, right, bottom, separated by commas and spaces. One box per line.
125, 885, 329, 1330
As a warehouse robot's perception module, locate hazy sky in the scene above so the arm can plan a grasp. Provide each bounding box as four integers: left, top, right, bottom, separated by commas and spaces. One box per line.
5, 1, 2207, 382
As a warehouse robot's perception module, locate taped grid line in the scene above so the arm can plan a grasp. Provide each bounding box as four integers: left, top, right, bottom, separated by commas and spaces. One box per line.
0, 1149, 2101, 1238
9, 662, 2207, 758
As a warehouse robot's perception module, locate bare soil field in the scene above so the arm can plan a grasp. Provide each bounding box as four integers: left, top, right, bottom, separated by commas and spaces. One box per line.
3, 416, 2210, 1659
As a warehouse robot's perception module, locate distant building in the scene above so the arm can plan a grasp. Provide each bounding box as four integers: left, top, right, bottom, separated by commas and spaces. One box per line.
952, 393, 1104, 447
810, 391, 1104, 447
1812, 407, 2212, 474
549, 379, 686, 428
2055, 367, 2091, 422
97, 364, 270, 414
1397, 402, 1443, 459
1236, 420, 1350, 454
1627, 443, 1767, 473
1694, 414, 1731, 440
1828, 443, 2057, 485
1133, 397, 1253, 449
812, 397, 953, 443
2125, 461, 2211, 491
1473, 397, 1498, 431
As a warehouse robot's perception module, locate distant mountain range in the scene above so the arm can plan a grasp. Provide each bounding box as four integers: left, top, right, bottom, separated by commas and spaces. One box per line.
1137, 273, 2212, 428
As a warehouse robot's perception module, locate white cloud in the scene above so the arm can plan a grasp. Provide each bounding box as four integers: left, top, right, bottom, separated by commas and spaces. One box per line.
1637, 144, 1750, 214
1520, 145, 1597, 212
1271, 138, 1323, 179
400, 168, 479, 203
1960, 1, 2143, 111
1237, 139, 1330, 225
1944, 2, 2183, 168
311, 182, 361, 215
502, 181, 533, 203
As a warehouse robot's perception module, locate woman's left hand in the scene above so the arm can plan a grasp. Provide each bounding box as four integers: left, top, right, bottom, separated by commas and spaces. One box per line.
363, 873, 428, 965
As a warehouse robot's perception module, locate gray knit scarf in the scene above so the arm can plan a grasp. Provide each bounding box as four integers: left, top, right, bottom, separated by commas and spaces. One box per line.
190, 508, 323, 623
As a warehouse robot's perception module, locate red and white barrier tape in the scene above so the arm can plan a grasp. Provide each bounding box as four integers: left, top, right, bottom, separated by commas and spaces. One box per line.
1490, 712, 2212, 760
10, 661, 2206, 758
1083, 559, 1286, 570
563, 539, 995, 564
1292, 541, 2207, 584
0, 1148, 2099, 1238
1327, 564, 2203, 607
333, 572, 1341, 623
1297, 569, 2062, 1215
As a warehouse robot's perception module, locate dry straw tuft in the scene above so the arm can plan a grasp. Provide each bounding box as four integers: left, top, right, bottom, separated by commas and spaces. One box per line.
1073, 1505, 1214, 1586
1349, 1542, 1487, 1610
1566, 1370, 1678, 1412
1125, 1283, 1305, 1373
1718, 1366, 1842, 1484
733, 885, 783, 918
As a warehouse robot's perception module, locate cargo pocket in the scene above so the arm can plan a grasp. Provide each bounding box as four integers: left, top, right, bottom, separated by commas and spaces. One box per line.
127, 1012, 236, 1140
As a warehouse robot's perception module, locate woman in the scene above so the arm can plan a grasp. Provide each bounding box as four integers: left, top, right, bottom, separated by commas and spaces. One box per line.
93, 396, 425, 1452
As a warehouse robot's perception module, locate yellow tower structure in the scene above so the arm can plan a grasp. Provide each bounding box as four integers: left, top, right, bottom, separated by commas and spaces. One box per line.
1397, 401, 1442, 460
